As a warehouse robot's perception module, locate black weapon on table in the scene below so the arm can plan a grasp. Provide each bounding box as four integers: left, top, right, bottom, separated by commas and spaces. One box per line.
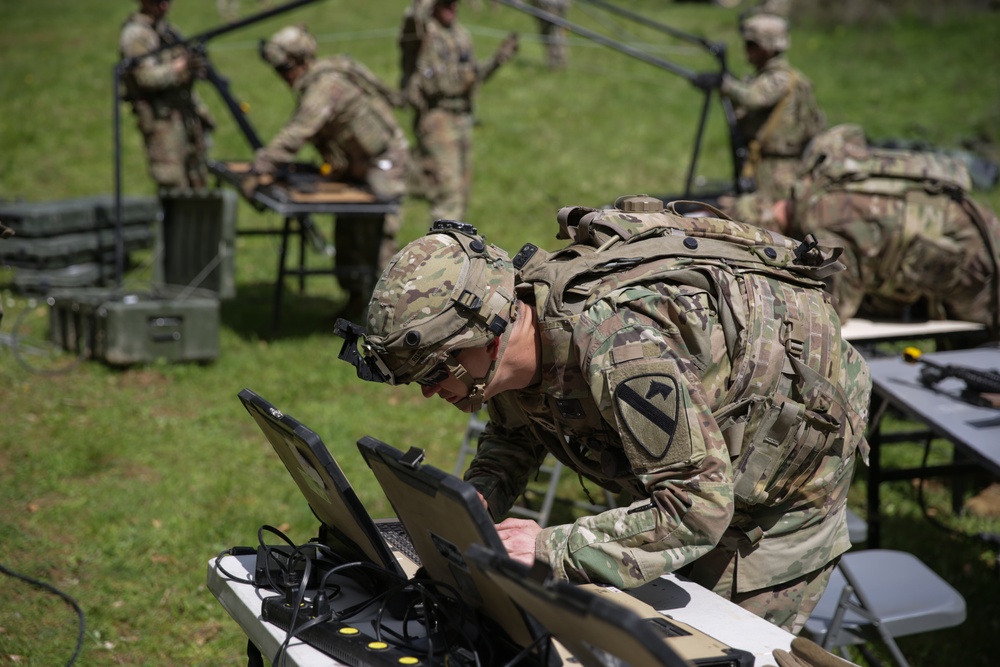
903, 347, 1000, 408
113, 0, 329, 286
494, 0, 751, 198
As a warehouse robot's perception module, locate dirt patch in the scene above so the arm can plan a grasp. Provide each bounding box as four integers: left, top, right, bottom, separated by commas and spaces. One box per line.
965, 482, 1000, 518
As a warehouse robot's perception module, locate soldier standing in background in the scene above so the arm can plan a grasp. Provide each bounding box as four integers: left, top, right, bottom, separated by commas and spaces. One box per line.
400, 0, 519, 223
244, 25, 410, 318
696, 13, 823, 225
335, 196, 871, 633
119, 0, 215, 191
529, 0, 570, 70
767, 124, 1000, 336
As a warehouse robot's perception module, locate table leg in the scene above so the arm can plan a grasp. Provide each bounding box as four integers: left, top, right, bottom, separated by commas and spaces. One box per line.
866, 397, 888, 549
297, 215, 307, 293
246, 638, 264, 667
272, 216, 293, 334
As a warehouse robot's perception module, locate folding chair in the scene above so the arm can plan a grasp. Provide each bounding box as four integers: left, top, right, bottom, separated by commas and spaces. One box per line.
802, 549, 966, 667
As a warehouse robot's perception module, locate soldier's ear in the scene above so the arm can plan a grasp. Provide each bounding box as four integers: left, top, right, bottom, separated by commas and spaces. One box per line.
486, 337, 501, 360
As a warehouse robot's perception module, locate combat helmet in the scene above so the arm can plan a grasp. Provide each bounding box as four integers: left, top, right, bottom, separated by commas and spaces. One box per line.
334, 221, 517, 412
259, 24, 317, 71
740, 13, 789, 53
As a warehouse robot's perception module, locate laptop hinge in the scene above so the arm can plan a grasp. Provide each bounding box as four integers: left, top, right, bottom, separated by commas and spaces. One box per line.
400, 447, 426, 469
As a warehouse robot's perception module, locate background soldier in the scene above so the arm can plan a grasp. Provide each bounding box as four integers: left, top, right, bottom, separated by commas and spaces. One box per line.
336, 196, 871, 633
769, 124, 1000, 336
246, 25, 410, 318
529, 0, 570, 70
119, 0, 215, 191
401, 0, 519, 223
698, 13, 824, 222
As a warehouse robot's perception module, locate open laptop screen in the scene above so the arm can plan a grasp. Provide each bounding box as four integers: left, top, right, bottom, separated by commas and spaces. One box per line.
356, 436, 540, 649
238, 389, 404, 577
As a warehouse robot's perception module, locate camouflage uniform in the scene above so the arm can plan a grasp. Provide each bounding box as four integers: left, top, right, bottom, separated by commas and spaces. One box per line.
720, 14, 824, 208
787, 124, 1000, 334
119, 10, 214, 190
404, 2, 517, 222
355, 199, 871, 633
529, 0, 570, 70
253, 50, 410, 305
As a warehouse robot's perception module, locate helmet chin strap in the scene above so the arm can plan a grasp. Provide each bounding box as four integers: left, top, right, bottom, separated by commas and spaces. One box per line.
447, 307, 518, 413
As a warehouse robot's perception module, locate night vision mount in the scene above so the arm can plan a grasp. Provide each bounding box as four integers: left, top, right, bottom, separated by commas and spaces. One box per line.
333, 318, 391, 384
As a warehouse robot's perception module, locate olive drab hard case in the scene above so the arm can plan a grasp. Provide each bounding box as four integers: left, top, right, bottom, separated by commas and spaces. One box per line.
47, 285, 220, 366
0, 195, 160, 291
154, 188, 237, 299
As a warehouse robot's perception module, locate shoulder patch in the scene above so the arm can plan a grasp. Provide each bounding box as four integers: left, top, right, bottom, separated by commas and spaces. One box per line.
613, 373, 681, 460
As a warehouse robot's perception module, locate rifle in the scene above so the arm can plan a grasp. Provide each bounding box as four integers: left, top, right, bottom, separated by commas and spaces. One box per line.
495, 0, 752, 196
903, 347, 1000, 408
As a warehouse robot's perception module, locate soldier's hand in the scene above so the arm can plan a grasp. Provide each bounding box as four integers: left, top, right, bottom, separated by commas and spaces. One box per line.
495, 517, 541, 565
187, 50, 209, 80
171, 54, 192, 83
494, 32, 519, 65
240, 173, 261, 200
692, 71, 723, 91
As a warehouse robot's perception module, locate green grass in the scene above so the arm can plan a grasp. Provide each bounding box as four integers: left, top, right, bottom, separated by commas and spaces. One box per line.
2, 1, 1000, 665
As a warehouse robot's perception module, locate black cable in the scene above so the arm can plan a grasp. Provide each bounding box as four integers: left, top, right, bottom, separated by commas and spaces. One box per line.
0, 562, 85, 667
213, 546, 257, 585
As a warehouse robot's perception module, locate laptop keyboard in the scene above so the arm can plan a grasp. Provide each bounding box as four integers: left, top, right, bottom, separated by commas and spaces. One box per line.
379, 521, 421, 565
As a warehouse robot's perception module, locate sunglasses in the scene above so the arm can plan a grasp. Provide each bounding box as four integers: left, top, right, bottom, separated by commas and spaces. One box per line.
416, 362, 452, 387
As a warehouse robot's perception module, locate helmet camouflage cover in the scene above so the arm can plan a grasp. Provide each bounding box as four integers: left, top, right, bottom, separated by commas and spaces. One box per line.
740, 13, 790, 53
362, 225, 517, 386
260, 24, 317, 70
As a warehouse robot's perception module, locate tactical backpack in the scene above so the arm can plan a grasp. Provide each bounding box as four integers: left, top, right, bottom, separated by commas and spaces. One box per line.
513, 196, 869, 511
801, 124, 1000, 333
326, 55, 404, 110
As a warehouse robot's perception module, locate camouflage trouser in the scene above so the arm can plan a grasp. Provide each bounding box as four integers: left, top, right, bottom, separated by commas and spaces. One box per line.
335, 212, 397, 307
413, 108, 474, 223
685, 531, 839, 634
136, 107, 209, 190
752, 155, 801, 204
728, 560, 837, 634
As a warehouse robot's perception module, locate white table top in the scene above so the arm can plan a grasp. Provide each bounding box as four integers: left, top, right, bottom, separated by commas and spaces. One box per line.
840, 317, 984, 343
207, 553, 794, 667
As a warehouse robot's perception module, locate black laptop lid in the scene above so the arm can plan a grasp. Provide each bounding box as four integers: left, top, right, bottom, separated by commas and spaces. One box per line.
356, 436, 539, 648
465, 544, 693, 667
237, 389, 403, 577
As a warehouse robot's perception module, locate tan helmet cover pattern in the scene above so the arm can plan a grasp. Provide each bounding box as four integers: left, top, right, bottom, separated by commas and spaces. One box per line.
261, 24, 317, 69
741, 13, 790, 53
365, 230, 516, 385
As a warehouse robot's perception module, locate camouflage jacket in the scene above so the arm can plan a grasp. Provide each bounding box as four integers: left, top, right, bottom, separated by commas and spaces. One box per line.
721, 55, 824, 158
118, 11, 213, 126
253, 57, 409, 195
404, 15, 504, 113
790, 127, 1000, 329
467, 202, 870, 592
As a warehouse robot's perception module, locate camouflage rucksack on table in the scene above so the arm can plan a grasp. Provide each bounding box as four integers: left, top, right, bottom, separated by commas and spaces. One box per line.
797, 124, 1000, 333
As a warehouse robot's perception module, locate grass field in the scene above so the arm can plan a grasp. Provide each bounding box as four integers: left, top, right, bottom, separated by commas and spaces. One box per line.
2, 1, 1000, 665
